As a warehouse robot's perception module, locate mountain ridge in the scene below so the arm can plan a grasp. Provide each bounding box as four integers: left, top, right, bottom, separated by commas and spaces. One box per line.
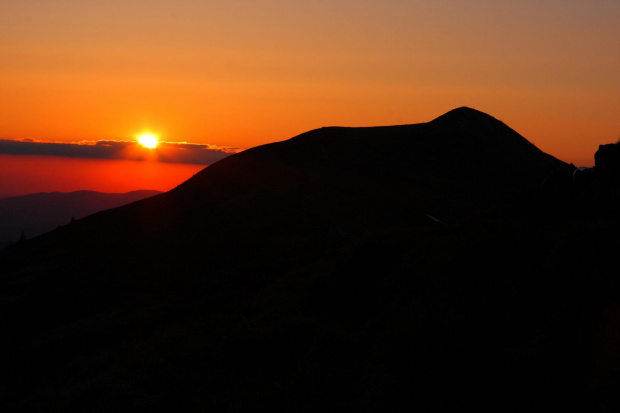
5, 108, 612, 412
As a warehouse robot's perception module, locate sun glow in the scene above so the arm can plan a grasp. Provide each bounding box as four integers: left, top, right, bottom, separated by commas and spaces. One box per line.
138, 133, 158, 148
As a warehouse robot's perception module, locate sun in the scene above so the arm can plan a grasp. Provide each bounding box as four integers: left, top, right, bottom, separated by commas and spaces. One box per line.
138, 133, 158, 148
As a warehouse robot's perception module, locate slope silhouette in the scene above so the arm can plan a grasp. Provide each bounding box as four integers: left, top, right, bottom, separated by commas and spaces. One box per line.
0, 190, 161, 247
3, 107, 567, 294
5, 107, 619, 411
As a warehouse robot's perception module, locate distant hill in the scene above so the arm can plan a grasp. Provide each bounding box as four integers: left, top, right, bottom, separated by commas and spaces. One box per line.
0, 190, 161, 247
6, 108, 620, 411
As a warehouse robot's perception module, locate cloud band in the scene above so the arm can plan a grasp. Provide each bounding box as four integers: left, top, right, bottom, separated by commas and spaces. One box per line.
0, 139, 241, 165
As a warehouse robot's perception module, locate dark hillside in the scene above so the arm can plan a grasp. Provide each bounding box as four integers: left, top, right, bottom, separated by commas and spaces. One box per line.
5, 108, 619, 411
0, 190, 161, 246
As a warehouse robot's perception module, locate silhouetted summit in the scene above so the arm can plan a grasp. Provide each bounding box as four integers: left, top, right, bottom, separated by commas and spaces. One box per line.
173, 106, 565, 226
431, 106, 556, 161
431, 105, 500, 123
4, 108, 618, 412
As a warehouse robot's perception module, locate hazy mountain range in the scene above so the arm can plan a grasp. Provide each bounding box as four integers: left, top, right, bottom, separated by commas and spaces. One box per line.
0, 190, 161, 248
2, 107, 619, 411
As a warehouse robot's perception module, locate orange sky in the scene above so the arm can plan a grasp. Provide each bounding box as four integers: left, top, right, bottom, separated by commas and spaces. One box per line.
0, 155, 204, 196
1, 1, 619, 194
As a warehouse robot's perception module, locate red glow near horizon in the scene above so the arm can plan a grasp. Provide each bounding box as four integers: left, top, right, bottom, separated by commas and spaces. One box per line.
0, 155, 205, 196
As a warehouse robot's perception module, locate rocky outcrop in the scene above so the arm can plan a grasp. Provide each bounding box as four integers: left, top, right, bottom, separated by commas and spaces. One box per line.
595, 143, 620, 174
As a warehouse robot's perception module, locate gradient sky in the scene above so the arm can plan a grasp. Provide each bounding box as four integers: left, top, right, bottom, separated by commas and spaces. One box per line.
1, 1, 618, 194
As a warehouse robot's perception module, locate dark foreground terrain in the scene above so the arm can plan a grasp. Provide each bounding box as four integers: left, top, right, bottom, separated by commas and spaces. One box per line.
2, 108, 620, 411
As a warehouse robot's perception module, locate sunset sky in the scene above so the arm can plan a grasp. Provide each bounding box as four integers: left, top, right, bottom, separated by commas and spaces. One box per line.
1, 0, 618, 195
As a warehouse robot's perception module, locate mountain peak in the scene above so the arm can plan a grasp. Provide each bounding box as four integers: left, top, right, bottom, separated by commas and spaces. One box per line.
430, 106, 501, 126
425, 106, 555, 159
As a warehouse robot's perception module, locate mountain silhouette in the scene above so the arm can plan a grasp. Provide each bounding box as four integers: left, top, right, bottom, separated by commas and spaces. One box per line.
0, 190, 161, 247
3, 107, 619, 411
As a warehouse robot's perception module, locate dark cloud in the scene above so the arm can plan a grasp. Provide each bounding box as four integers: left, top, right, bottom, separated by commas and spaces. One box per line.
0, 139, 241, 165
156, 142, 241, 164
